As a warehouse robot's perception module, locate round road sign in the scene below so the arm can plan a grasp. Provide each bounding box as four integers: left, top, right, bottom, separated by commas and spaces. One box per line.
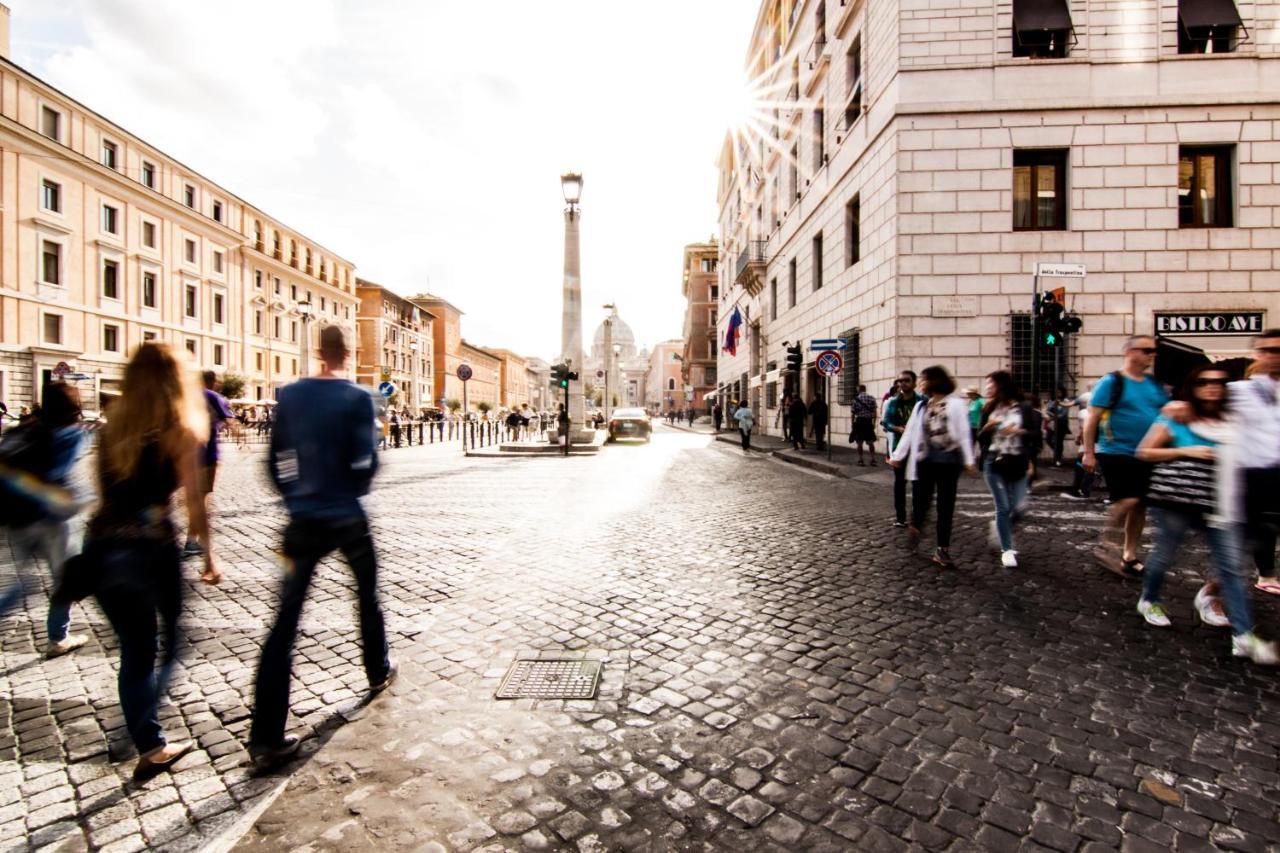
378, 381, 397, 397
456, 364, 473, 382
52, 361, 71, 379
815, 350, 843, 377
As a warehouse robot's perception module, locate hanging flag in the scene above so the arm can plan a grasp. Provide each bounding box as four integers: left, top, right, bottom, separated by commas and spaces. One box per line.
722, 306, 743, 356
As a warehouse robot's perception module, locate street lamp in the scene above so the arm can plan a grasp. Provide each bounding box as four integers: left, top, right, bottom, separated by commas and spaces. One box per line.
297, 300, 313, 378
409, 340, 419, 412
612, 343, 622, 407
561, 172, 583, 209
559, 171, 586, 443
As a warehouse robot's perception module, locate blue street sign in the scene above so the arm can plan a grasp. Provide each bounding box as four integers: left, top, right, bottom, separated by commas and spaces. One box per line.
378, 381, 396, 397
809, 338, 843, 352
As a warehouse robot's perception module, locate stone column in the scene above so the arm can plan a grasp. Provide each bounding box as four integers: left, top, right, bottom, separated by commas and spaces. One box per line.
561, 207, 589, 438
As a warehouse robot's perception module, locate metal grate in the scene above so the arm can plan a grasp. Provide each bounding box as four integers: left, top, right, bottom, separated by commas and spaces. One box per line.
838, 329, 860, 405
495, 656, 601, 700
1010, 313, 1077, 398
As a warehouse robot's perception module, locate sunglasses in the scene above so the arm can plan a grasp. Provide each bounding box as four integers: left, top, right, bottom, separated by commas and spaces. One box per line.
1132, 347, 1158, 355
1193, 378, 1228, 386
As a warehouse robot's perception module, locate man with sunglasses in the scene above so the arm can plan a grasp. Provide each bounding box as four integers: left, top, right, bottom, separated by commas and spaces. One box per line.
1082, 335, 1169, 576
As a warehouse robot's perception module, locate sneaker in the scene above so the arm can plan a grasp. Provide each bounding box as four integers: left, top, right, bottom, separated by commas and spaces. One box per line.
1137, 599, 1171, 628
1001, 550, 1018, 569
133, 740, 193, 781
1193, 586, 1231, 628
892, 520, 907, 529
370, 660, 398, 695
932, 548, 956, 569
45, 634, 89, 659
249, 735, 302, 772
182, 540, 203, 557
1232, 632, 1279, 665
1062, 491, 1087, 501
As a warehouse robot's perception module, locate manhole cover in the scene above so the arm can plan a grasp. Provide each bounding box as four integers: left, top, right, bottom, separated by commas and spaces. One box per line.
495, 657, 602, 700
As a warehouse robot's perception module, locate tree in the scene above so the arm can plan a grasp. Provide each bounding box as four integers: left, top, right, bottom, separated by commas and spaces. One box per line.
219, 372, 246, 400
446, 398, 462, 413
477, 401, 492, 415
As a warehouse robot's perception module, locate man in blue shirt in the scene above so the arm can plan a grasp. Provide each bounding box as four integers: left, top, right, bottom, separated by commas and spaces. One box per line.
249, 325, 395, 770
881, 371, 921, 527
1082, 335, 1169, 576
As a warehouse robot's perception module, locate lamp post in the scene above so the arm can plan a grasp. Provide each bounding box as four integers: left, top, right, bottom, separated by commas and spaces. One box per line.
297, 300, 313, 377
409, 340, 419, 412
559, 172, 586, 442
601, 304, 614, 424
612, 343, 622, 408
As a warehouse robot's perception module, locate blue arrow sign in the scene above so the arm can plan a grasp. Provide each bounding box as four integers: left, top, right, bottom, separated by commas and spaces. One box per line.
378, 381, 396, 397
809, 338, 843, 352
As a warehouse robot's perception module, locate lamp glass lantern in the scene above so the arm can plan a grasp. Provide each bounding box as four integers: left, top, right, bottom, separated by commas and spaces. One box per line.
561, 172, 583, 206
297, 300, 313, 319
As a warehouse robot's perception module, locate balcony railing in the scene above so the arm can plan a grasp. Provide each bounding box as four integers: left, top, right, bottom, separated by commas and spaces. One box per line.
735, 240, 767, 281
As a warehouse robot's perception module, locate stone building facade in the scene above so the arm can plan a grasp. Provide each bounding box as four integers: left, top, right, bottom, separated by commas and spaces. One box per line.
645, 340, 686, 414
460, 341, 500, 413
355, 279, 433, 411
681, 241, 719, 414
717, 0, 1280, 440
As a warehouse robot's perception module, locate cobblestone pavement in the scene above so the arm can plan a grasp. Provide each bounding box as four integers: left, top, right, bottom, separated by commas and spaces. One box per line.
3, 425, 1279, 852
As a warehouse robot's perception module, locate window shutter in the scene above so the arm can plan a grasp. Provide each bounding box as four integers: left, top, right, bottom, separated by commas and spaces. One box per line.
838, 329, 860, 405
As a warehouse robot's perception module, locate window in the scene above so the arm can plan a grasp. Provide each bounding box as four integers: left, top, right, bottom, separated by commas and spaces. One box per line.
273, 232, 281, 258
213, 251, 224, 274
142, 271, 157, 308
813, 105, 825, 169
102, 139, 119, 169
844, 36, 863, 129
710, 285, 719, 301
789, 143, 799, 202
103, 324, 119, 353
273, 277, 281, 295
102, 259, 119, 300
1178, 0, 1243, 54
101, 204, 119, 235
668, 378, 676, 391
274, 355, 281, 373
256, 352, 264, 371
770, 277, 778, 320
212, 200, 223, 223
43, 313, 63, 345
845, 195, 861, 265
41, 241, 61, 285
1179, 145, 1233, 228
1013, 149, 1068, 231
185, 339, 197, 357
291, 358, 297, 376
290, 240, 298, 267
253, 220, 264, 250
273, 317, 281, 339
184, 238, 197, 264
290, 284, 298, 301
815, 1, 827, 46
41, 179, 61, 213
255, 270, 263, 289
185, 284, 198, 318
813, 232, 824, 291
788, 258, 797, 308
142, 220, 157, 249
213, 344, 224, 366
143, 331, 157, 342
290, 320, 298, 343
254, 310, 263, 334
1012, 0, 1074, 58
141, 160, 156, 189
40, 106, 61, 141
213, 292, 225, 325
838, 330, 861, 405
184, 184, 196, 208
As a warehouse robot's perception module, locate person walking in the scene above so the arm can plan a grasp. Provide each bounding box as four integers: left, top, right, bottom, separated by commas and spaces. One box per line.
1047, 386, 1071, 466
810, 389, 829, 451
556, 403, 570, 445
882, 371, 921, 527
733, 400, 755, 451
1135, 364, 1276, 664
777, 393, 791, 444
1082, 335, 1169, 577
890, 365, 975, 569
184, 371, 235, 558
249, 326, 395, 770
88, 343, 219, 780
1226, 329, 1280, 598
1065, 383, 1098, 500
0, 383, 89, 657
850, 384, 877, 466
788, 394, 809, 450
712, 402, 723, 433
977, 371, 1031, 569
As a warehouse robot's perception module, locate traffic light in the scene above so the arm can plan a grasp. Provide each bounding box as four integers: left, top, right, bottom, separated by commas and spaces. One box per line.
1037, 289, 1076, 347
785, 342, 803, 373
551, 363, 570, 388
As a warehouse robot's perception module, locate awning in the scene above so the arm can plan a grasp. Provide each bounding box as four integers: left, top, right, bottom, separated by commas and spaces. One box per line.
1178, 0, 1243, 29
1013, 0, 1073, 33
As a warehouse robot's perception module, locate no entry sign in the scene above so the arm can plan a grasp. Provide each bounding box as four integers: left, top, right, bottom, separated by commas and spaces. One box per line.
815, 350, 843, 376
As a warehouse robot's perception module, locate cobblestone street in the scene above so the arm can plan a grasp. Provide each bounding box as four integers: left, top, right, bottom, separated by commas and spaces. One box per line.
2, 426, 1279, 852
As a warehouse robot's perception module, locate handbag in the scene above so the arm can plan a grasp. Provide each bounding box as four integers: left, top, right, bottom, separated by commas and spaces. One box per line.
991, 453, 1029, 482
53, 539, 104, 603
1147, 458, 1215, 514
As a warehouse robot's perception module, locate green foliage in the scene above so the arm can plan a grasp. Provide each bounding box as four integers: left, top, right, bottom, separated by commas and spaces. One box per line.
219, 372, 246, 400
446, 398, 462, 412
477, 401, 492, 414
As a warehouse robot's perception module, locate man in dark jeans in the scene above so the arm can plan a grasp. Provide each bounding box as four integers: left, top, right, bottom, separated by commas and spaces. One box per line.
881, 371, 921, 528
249, 325, 395, 770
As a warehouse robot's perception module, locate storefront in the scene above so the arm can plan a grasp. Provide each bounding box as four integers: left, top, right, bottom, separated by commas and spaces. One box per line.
1153, 310, 1266, 386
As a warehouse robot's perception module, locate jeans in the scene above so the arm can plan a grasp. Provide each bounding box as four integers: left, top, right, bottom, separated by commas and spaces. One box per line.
893, 462, 909, 524
0, 519, 74, 643
739, 428, 751, 450
95, 540, 182, 754
1244, 468, 1277, 576
983, 459, 1029, 552
912, 461, 963, 548
251, 514, 390, 747
1142, 508, 1253, 636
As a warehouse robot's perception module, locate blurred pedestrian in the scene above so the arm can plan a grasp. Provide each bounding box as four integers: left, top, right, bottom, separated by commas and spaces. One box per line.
88, 343, 218, 780
1047, 386, 1072, 466
184, 371, 234, 558
882, 371, 921, 527
733, 399, 755, 451
810, 389, 829, 451
850, 384, 877, 465
250, 326, 394, 770
788, 394, 809, 450
977, 371, 1030, 569
712, 402, 723, 432
1227, 329, 1280, 598
890, 365, 975, 569
390, 409, 402, 448
777, 393, 791, 444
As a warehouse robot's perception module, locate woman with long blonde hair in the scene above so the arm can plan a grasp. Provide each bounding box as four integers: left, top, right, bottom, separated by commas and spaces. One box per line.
88, 342, 221, 780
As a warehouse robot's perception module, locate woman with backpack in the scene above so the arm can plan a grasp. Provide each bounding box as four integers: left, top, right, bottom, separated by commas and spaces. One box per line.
87, 343, 221, 779
977, 371, 1030, 569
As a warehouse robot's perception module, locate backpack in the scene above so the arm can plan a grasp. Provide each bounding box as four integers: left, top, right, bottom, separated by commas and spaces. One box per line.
0, 422, 57, 528
1097, 371, 1127, 445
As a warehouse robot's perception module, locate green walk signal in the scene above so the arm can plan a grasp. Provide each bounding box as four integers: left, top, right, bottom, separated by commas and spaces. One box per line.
1044, 332, 1059, 347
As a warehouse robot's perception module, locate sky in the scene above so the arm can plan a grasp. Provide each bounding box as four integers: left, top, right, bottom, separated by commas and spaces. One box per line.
8, 0, 757, 362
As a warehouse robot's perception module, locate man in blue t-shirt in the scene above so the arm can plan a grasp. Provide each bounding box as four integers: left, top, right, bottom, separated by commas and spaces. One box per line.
1082, 335, 1170, 577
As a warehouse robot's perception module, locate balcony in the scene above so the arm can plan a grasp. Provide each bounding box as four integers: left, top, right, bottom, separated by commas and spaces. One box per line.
735, 240, 767, 296
806, 37, 830, 71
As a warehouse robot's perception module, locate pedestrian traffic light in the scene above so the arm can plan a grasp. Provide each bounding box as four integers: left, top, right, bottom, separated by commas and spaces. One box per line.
785, 342, 803, 373
551, 363, 569, 388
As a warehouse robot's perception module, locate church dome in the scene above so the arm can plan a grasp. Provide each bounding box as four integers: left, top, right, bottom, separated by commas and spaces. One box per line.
592, 312, 638, 359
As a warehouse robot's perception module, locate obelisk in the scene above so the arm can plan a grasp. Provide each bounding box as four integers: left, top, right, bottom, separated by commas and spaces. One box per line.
560, 173, 589, 440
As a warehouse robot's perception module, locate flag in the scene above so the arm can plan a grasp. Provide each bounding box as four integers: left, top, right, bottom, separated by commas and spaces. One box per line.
722, 306, 743, 356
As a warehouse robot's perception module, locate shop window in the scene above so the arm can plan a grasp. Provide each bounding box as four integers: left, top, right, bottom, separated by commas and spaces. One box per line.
1012, 0, 1075, 58
1013, 149, 1067, 231
1178, 145, 1233, 228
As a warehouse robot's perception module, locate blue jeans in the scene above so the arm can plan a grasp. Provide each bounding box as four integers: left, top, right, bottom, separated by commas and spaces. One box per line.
0, 520, 74, 643
983, 459, 1029, 552
1142, 508, 1253, 636
95, 540, 182, 754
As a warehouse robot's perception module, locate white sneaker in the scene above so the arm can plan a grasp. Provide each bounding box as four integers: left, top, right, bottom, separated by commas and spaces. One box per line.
1000, 550, 1018, 568
1137, 599, 1171, 627
1232, 632, 1279, 665
46, 634, 89, 659
1193, 586, 1231, 628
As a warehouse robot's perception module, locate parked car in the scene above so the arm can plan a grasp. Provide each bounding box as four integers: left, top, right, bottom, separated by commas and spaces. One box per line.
607, 408, 652, 443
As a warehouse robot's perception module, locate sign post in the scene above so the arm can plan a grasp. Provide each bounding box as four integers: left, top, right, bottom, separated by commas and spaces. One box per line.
814, 349, 843, 462
457, 364, 473, 453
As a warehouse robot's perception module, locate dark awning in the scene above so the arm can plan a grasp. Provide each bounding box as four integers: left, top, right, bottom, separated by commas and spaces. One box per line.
1179, 0, 1243, 29
1013, 0, 1073, 33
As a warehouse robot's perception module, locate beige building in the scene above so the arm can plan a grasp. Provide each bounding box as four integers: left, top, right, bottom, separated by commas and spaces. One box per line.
681, 241, 719, 413
717, 0, 1280, 439
460, 341, 500, 412
645, 339, 685, 413
486, 348, 531, 410
355, 279, 433, 411
0, 11, 357, 412
526, 356, 552, 412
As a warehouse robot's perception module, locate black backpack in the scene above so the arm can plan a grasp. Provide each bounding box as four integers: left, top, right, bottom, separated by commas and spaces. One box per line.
0, 422, 57, 528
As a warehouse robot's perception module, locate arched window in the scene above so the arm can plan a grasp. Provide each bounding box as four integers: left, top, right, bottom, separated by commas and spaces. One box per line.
668, 378, 676, 391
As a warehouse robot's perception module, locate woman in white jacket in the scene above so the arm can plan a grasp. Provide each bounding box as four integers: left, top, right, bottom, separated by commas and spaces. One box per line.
890, 365, 976, 568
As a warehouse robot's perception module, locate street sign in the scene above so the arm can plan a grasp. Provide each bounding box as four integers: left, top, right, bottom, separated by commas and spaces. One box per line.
52, 361, 71, 379
62, 372, 91, 381
380, 371, 392, 382
596, 370, 604, 379
809, 338, 842, 352
456, 364, 473, 381
815, 350, 843, 376
1035, 262, 1086, 278
378, 381, 397, 398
